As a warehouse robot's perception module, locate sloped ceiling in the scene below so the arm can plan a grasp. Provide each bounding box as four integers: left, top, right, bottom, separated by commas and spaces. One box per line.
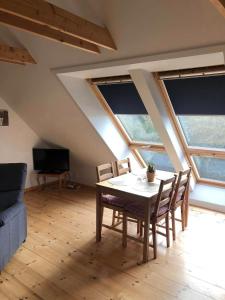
0, 0, 225, 184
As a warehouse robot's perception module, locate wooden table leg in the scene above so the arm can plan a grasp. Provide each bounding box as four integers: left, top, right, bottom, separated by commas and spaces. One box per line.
184, 181, 190, 228
43, 175, 47, 190
59, 175, 62, 189
143, 200, 151, 263
37, 174, 41, 190
122, 212, 127, 248
63, 172, 69, 187
96, 188, 102, 242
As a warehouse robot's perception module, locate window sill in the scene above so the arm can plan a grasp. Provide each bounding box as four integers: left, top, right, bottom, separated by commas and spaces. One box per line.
190, 183, 225, 213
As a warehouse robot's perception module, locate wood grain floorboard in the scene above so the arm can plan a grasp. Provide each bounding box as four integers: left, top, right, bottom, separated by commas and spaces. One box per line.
0, 185, 225, 300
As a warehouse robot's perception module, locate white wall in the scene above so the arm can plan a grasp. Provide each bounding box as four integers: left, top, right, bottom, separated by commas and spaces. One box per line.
58, 75, 139, 167
0, 96, 45, 188
0, 64, 116, 185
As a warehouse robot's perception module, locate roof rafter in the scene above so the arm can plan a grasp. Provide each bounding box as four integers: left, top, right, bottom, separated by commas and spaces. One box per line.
0, 0, 116, 51
210, 0, 225, 18
0, 12, 100, 54
0, 42, 36, 65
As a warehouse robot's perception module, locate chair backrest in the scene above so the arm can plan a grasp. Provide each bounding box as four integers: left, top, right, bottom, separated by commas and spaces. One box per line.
152, 176, 177, 220
96, 162, 115, 183
115, 158, 131, 176
171, 168, 191, 210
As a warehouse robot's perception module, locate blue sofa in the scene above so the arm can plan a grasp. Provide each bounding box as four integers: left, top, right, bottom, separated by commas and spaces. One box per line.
0, 163, 27, 271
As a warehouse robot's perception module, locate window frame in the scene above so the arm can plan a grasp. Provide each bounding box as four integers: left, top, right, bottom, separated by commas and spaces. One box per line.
156, 69, 225, 188
88, 78, 167, 169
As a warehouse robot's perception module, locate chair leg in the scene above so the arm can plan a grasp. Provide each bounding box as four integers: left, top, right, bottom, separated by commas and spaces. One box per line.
140, 221, 143, 237
112, 209, 116, 226
137, 220, 140, 234
100, 207, 104, 234
181, 206, 185, 231
171, 210, 176, 241
165, 214, 170, 248
152, 222, 157, 259
122, 212, 127, 248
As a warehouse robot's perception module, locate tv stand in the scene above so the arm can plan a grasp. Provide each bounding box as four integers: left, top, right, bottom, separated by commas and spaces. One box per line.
37, 171, 70, 190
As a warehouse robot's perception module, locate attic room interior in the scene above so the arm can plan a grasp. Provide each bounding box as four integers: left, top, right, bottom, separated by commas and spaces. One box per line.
1, 0, 225, 299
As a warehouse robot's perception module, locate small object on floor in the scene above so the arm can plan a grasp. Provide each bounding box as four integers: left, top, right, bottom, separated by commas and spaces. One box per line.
67, 182, 80, 190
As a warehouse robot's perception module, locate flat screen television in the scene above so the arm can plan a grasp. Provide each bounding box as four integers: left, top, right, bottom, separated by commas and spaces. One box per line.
33, 148, 70, 173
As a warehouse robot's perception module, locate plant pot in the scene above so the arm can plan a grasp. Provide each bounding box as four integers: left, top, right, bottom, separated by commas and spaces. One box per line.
147, 171, 155, 182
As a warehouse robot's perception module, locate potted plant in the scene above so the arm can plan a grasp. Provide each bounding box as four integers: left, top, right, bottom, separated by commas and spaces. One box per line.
146, 162, 156, 182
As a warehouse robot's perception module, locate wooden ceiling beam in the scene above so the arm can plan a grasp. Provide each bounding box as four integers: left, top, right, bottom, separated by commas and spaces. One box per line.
0, 12, 100, 54
0, 42, 36, 64
210, 0, 225, 18
0, 0, 116, 50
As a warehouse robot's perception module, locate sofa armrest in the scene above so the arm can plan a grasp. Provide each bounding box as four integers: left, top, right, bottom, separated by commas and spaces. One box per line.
0, 202, 25, 226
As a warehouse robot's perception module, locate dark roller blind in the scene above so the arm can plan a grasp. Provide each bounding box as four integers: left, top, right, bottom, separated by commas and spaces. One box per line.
98, 82, 147, 114
164, 75, 225, 115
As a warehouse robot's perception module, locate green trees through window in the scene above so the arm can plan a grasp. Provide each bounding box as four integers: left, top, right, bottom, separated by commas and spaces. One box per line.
138, 149, 174, 172
178, 115, 225, 182
178, 115, 225, 148
117, 114, 162, 144
193, 156, 225, 182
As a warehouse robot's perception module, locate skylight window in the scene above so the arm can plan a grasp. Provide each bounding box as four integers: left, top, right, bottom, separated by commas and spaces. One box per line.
178, 115, 225, 149
192, 156, 225, 182
94, 80, 174, 172
163, 73, 225, 185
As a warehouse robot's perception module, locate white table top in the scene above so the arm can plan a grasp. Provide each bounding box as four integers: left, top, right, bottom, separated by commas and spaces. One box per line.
96, 169, 175, 199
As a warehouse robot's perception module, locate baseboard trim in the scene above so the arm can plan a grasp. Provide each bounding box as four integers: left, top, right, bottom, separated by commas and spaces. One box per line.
25, 181, 58, 192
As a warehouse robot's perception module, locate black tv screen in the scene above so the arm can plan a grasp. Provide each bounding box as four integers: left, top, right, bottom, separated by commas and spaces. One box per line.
33, 148, 70, 172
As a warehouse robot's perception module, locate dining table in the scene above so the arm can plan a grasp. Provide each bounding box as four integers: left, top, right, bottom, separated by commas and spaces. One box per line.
96, 168, 189, 263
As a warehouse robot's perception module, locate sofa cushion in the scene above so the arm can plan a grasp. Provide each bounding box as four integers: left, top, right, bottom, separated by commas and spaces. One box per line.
101, 194, 126, 208
0, 163, 27, 192
125, 202, 169, 219
0, 190, 22, 211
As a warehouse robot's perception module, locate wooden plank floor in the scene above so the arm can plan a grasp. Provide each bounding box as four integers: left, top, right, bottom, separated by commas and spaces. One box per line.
1, 185, 225, 300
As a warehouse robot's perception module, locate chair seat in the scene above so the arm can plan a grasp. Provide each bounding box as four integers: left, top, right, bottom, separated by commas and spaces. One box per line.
101, 194, 126, 208
125, 202, 169, 220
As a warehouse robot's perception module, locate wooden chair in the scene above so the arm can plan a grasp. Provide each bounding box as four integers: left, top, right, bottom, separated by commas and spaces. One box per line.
116, 158, 143, 235
170, 168, 191, 241
96, 163, 124, 228
115, 158, 131, 176
96, 162, 114, 183
123, 176, 177, 260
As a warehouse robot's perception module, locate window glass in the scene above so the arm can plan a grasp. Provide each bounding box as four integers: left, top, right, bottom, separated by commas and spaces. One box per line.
178, 115, 225, 149
193, 156, 225, 182
138, 149, 175, 172
117, 114, 162, 144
